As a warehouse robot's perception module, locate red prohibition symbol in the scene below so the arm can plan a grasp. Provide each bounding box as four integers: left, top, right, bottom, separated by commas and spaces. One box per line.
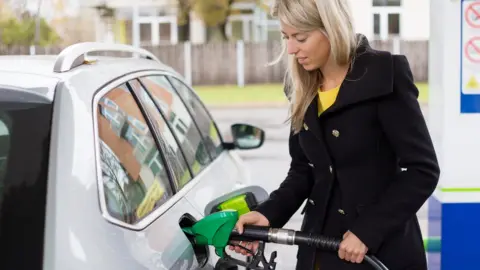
466, 2, 480, 28
465, 37, 480, 63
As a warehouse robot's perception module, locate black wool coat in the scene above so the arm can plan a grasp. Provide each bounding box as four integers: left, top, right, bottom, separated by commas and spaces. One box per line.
255, 36, 440, 270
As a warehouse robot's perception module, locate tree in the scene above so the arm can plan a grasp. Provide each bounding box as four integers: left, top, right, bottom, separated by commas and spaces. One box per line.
177, 0, 192, 42
0, 12, 60, 47
190, 0, 236, 42
217, 0, 235, 41
100, 141, 135, 223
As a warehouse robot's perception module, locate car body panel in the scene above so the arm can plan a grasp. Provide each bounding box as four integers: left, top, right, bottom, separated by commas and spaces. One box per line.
0, 50, 262, 270
0, 71, 58, 101
43, 75, 213, 270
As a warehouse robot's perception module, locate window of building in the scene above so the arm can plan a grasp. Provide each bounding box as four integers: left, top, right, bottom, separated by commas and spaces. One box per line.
138, 75, 211, 189
373, 14, 381, 35
388, 13, 400, 35
97, 83, 174, 225
373, 0, 401, 6
372, 0, 402, 39
167, 76, 224, 160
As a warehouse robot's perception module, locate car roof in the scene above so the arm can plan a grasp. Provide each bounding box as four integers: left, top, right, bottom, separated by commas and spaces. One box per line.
0, 56, 60, 101
0, 55, 58, 76
0, 44, 183, 102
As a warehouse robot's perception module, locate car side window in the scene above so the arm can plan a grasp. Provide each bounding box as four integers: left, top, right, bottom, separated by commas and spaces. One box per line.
97, 83, 174, 225
128, 79, 193, 190
167, 76, 224, 159
138, 75, 211, 186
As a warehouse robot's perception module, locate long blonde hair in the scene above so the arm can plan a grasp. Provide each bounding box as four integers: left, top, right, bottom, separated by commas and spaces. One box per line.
270, 0, 359, 133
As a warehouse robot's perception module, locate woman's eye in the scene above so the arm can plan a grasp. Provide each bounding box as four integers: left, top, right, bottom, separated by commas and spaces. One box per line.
297, 38, 307, 43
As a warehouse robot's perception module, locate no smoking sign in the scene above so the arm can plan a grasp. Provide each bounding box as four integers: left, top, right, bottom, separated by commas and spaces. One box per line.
465, 37, 480, 63
466, 2, 480, 28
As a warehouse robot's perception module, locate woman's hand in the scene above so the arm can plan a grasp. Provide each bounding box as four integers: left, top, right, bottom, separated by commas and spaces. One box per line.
338, 230, 368, 263
228, 211, 270, 256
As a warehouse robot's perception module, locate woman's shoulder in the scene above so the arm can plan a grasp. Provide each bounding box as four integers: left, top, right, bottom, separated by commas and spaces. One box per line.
355, 34, 394, 62
355, 34, 411, 70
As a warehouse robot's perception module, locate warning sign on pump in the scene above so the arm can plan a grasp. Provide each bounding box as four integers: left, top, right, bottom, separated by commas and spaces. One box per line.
466, 75, 480, 91
462, 0, 480, 94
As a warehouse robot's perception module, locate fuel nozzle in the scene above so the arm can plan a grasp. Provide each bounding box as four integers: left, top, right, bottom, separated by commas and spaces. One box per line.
181, 210, 239, 258
181, 210, 278, 270
230, 226, 339, 251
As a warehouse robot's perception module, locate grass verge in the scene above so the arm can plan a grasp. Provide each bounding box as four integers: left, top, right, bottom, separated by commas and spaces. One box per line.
194, 82, 429, 107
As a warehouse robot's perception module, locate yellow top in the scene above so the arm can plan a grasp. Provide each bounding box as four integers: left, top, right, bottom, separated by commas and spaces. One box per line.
317, 85, 340, 116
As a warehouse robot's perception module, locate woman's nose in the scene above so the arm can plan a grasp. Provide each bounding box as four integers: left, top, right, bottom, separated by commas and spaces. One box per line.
286, 41, 298, 55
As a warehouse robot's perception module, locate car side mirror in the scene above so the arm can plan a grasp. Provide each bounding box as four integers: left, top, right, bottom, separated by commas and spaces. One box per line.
230, 123, 265, 150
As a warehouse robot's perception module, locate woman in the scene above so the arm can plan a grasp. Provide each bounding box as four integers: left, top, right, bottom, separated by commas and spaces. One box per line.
229, 0, 440, 269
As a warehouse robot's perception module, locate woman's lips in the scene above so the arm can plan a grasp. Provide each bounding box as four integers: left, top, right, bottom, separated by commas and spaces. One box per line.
297, 57, 307, 64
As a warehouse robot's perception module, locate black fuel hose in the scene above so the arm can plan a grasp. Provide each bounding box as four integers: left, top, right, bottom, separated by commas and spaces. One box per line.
230, 225, 389, 270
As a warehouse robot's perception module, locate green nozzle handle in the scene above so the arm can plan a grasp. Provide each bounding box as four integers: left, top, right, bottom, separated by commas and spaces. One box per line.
182, 210, 239, 258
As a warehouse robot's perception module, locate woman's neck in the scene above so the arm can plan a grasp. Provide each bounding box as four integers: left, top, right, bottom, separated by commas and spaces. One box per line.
320, 57, 349, 90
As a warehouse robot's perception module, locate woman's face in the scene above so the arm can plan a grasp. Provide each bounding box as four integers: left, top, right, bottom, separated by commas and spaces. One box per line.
281, 22, 331, 71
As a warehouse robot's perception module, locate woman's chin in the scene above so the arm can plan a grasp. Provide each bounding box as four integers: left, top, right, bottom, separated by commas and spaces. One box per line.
301, 63, 317, 71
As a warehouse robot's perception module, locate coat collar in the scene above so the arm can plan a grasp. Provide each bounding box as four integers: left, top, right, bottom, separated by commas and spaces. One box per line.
303, 34, 394, 139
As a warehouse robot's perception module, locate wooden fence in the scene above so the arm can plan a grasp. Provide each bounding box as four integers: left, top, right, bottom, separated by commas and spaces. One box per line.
0, 39, 429, 85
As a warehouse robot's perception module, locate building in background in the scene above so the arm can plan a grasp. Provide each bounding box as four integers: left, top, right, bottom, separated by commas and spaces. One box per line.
82, 0, 178, 45
351, 0, 430, 41
82, 0, 430, 46
82, 0, 271, 45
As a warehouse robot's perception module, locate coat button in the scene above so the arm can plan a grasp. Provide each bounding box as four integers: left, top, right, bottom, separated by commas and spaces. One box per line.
308, 199, 315, 205
308, 163, 314, 168
329, 165, 333, 173
338, 209, 346, 215
332, 129, 340, 137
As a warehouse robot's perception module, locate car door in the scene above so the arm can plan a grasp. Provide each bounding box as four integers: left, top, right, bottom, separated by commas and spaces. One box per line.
95, 81, 209, 270
134, 73, 275, 266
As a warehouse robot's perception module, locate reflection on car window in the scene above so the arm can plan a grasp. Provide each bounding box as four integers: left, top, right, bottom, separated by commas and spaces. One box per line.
97, 84, 173, 224
0, 116, 9, 197
168, 76, 224, 159
128, 79, 192, 191
139, 75, 211, 188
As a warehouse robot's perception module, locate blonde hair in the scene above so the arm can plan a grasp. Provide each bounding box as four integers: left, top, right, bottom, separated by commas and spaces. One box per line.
270, 0, 359, 133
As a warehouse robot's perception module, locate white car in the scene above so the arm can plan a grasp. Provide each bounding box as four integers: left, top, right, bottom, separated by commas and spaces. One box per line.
0, 43, 269, 270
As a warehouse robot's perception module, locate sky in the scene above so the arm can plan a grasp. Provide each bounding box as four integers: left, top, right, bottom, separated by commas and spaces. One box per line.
23, 0, 82, 19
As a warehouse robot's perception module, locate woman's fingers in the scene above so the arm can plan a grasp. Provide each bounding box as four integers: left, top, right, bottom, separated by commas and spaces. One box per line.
228, 240, 260, 255
228, 211, 270, 256
234, 242, 244, 253
245, 241, 259, 256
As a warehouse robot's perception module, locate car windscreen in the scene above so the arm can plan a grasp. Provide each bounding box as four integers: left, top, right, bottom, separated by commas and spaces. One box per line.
0, 87, 53, 269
